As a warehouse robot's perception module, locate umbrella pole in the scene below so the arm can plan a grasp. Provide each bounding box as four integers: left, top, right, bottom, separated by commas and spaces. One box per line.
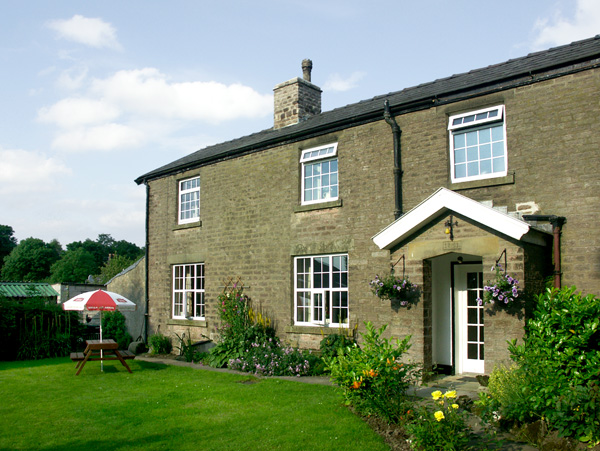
100, 311, 104, 372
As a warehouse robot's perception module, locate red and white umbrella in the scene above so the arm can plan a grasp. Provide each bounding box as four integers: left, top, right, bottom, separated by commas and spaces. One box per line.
62, 290, 137, 370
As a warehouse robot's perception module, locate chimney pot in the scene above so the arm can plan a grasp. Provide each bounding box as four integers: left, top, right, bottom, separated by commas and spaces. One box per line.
273, 60, 321, 129
302, 59, 313, 82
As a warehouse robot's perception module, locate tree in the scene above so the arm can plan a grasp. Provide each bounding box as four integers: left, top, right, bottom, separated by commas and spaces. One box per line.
1, 238, 62, 282
66, 238, 110, 271
65, 234, 143, 275
112, 239, 144, 261
0, 225, 17, 269
49, 248, 98, 283
99, 255, 136, 284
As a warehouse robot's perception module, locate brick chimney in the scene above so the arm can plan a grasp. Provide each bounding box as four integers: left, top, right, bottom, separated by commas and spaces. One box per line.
273, 59, 322, 129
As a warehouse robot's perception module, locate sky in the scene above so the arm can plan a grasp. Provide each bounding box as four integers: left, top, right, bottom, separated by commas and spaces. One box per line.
1, 0, 599, 248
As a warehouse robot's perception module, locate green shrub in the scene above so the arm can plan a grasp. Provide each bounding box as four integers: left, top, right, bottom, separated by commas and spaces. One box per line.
325, 321, 421, 423
174, 331, 195, 362
208, 287, 276, 368
0, 297, 83, 360
405, 390, 472, 450
229, 336, 323, 376
319, 333, 356, 360
148, 332, 172, 354
101, 310, 132, 349
500, 287, 600, 444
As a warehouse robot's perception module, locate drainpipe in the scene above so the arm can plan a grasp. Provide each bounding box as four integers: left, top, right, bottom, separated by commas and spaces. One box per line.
522, 215, 567, 288
383, 100, 403, 219
144, 183, 150, 343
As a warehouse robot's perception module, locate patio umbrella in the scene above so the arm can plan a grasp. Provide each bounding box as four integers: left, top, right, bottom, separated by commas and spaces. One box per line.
62, 290, 137, 371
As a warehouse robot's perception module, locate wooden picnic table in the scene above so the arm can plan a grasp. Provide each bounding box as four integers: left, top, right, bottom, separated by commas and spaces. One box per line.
70, 339, 134, 375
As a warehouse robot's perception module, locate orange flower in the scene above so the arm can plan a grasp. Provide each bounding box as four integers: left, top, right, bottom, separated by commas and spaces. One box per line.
351, 380, 362, 389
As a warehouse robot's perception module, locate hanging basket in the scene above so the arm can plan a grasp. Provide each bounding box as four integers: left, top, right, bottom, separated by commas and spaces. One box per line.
369, 273, 420, 307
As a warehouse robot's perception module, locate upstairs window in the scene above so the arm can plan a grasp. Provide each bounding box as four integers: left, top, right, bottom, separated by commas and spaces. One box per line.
448, 105, 507, 183
300, 143, 338, 205
178, 177, 200, 224
294, 254, 349, 327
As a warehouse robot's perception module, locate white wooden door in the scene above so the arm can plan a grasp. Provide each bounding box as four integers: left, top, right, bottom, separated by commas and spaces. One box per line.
454, 264, 485, 374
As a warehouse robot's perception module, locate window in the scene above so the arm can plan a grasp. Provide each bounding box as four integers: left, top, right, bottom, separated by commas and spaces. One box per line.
178, 177, 200, 224
172, 263, 205, 319
300, 143, 338, 205
294, 254, 348, 327
448, 105, 507, 183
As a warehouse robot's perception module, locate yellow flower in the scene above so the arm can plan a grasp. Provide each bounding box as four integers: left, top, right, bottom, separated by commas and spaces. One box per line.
431, 390, 443, 400
434, 411, 445, 421
452, 404, 459, 409
444, 390, 457, 399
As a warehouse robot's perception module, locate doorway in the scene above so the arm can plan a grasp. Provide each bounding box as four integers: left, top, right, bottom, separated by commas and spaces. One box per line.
453, 264, 485, 374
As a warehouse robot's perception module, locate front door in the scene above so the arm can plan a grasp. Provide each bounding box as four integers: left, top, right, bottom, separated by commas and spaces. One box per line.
454, 264, 485, 374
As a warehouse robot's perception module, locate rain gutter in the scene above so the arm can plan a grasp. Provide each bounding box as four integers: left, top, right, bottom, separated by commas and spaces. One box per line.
383, 99, 403, 219
144, 183, 150, 343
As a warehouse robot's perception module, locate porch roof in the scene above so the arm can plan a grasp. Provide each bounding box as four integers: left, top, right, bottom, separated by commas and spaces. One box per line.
372, 188, 543, 250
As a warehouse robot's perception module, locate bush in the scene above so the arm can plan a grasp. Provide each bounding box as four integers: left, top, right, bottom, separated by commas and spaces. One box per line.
148, 332, 172, 354
174, 331, 195, 362
0, 297, 83, 360
207, 287, 276, 368
405, 390, 472, 450
101, 310, 132, 349
325, 321, 421, 423
229, 337, 322, 377
497, 287, 600, 444
319, 333, 356, 360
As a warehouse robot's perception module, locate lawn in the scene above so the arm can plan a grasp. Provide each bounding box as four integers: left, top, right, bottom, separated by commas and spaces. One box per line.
0, 357, 390, 451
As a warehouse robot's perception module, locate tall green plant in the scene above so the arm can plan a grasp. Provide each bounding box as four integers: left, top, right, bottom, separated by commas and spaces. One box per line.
502, 287, 600, 444
0, 297, 82, 360
208, 286, 277, 368
325, 321, 421, 423
101, 310, 132, 349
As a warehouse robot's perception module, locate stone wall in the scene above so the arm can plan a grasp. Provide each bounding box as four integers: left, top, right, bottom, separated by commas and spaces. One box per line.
106, 257, 146, 341
145, 66, 600, 369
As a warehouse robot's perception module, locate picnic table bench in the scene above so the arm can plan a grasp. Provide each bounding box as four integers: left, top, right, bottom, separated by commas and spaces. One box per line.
70, 339, 135, 375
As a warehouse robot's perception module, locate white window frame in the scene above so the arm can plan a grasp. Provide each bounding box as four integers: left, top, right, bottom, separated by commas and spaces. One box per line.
294, 253, 349, 327
178, 176, 200, 224
172, 263, 205, 320
300, 143, 339, 205
448, 105, 507, 183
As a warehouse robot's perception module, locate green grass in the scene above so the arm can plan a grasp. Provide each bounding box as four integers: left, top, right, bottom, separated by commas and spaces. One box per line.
0, 358, 389, 450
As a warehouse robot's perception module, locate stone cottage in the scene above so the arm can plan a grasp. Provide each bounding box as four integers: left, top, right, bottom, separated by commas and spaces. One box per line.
135, 36, 600, 375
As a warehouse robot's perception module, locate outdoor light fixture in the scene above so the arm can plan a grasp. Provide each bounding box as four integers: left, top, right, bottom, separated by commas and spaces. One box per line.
445, 215, 458, 240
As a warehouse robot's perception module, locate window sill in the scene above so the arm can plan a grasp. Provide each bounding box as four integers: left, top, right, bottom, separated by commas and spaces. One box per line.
285, 325, 349, 335
173, 220, 202, 232
294, 199, 343, 213
167, 319, 207, 328
450, 173, 514, 191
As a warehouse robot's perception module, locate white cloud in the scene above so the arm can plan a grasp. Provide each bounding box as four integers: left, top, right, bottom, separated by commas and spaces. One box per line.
92, 68, 273, 122
51, 123, 145, 152
532, 0, 600, 49
47, 15, 122, 50
38, 97, 119, 128
323, 71, 366, 92
0, 147, 71, 195
39, 67, 272, 153
57, 66, 89, 90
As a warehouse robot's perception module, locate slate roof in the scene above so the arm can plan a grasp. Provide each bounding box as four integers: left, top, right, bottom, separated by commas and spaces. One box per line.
0, 282, 59, 298
136, 35, 600, 185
